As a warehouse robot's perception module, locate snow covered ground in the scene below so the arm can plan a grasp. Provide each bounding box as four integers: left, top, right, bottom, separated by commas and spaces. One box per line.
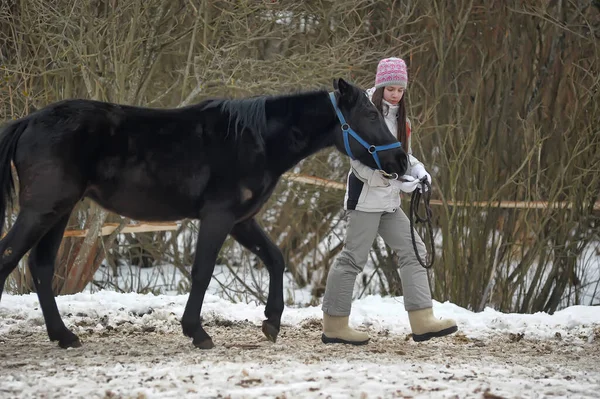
1, 291, 599, 398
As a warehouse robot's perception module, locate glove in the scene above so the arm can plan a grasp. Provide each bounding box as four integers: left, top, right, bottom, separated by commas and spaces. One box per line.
390, 175, 421, 193
410, 164, 432, 192
410, 163, 431, 185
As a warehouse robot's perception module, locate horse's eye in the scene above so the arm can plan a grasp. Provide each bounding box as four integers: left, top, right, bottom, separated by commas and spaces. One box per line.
369, 112, 378, 120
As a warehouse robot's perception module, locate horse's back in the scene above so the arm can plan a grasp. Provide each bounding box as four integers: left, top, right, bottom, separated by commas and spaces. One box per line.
13, 99, 202, 200
11, 97, 272, 221
14, 98, 203, 168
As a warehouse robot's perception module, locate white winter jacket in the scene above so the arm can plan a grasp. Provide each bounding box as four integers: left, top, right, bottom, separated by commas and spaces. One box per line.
343, 87, 425, 213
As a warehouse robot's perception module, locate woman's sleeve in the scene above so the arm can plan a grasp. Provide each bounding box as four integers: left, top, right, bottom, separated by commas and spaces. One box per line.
350, 159, 390, 187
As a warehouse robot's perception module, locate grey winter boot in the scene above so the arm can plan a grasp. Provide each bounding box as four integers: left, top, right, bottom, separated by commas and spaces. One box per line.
321, 313, 369, 345
408, 307, 458, 342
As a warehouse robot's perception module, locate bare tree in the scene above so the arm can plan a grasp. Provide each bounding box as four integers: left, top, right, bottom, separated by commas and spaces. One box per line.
1, 0, 598, 313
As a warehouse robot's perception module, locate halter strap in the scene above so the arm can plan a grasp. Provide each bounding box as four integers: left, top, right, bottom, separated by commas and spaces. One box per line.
329, 92, 401, 170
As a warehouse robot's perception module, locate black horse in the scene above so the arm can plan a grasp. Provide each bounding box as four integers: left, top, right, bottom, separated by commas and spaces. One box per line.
0, 78, 407, 349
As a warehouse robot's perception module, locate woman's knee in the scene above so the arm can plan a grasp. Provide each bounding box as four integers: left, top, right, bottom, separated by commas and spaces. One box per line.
334, 249, 368, 274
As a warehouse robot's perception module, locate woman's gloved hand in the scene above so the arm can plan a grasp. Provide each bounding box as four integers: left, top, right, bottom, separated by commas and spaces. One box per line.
410, 164, 432, 192
390, 175, 421, 193
410, 164, 431, 185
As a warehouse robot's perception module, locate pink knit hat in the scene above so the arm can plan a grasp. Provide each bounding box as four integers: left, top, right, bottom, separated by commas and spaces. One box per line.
374, 57, 408, 89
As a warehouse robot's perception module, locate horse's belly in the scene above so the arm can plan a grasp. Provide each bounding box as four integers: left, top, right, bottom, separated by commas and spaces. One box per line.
233, 182, 278, 222
85, 185, 199, 221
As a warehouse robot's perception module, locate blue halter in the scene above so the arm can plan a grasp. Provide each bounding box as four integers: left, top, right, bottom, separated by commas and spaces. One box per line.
329, 92, 401, 171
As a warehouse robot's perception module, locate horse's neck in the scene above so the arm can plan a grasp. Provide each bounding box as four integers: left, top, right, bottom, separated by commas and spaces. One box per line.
266, 92, 337, 175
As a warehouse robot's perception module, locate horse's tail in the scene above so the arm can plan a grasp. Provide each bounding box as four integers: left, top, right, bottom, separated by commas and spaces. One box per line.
0, 119, 28, 237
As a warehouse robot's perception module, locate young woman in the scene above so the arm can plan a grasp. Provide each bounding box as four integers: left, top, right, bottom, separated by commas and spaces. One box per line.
321, 57, 458, 345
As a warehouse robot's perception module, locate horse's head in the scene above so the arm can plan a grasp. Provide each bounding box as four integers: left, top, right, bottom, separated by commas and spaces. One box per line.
329, 78, 408, 178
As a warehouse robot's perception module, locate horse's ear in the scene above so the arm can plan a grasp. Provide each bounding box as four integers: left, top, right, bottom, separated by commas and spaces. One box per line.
332, 78, 339, 91
335, 78, 357, 103
336, 78, 351, 95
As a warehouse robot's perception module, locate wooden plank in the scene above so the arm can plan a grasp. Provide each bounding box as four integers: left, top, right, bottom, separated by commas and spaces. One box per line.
56, 173, 599, 238
282, 173, 346, 190
63, 222, 179, 238
427, 199, 600, 210
281, 173, 600, 210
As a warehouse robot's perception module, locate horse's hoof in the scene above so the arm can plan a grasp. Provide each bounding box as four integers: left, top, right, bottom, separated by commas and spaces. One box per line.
262, 320, 279, 343
53, 330, 81, 349
58, 337, 82, 349
193, 338, 215, 350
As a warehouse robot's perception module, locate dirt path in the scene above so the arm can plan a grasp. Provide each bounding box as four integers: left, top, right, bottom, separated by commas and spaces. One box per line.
1, 318, 599, 399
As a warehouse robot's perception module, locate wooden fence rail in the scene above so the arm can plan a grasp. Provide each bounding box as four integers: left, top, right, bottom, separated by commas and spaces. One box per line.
62, 222, 180, 238
57, 173, 600, 237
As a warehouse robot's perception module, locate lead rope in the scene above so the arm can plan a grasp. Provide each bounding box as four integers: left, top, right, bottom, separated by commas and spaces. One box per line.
408, 179, 435, 269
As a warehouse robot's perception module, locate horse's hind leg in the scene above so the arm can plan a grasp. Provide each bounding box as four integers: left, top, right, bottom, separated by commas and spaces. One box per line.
0, 209, 75, 343
0, 210, 62, 297
230, 218, 285, 343
27, 213, 80, 348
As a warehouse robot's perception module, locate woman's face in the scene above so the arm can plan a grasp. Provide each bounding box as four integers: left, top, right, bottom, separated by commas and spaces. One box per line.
383, 85, 405, 105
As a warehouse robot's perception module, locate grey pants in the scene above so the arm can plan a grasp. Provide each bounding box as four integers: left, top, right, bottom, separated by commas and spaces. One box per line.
322, 209, 432, 316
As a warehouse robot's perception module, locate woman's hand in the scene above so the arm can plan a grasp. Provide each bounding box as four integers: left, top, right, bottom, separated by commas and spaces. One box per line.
390, 175, 421, 193
410, 164, 432, 190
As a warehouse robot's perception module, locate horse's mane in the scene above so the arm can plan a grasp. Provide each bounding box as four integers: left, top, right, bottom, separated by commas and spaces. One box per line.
200, 88, 329, 142
200, 96, 267, 142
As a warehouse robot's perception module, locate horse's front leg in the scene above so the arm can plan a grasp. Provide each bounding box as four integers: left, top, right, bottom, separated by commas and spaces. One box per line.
230, 218, 285, 343
181, 212, 235, 349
